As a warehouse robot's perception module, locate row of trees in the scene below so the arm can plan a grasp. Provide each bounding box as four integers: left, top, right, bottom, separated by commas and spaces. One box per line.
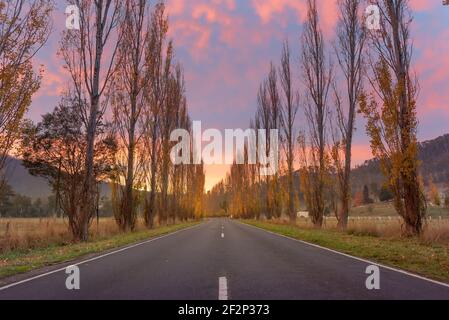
0, 183, 52, 218
210, 0, 427, 236
106, 1, 204, 231
1, 0, 205, 241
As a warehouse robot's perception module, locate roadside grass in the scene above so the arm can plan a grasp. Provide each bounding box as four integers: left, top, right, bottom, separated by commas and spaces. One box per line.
241, 220, 449, 283
0, 221, 201, 279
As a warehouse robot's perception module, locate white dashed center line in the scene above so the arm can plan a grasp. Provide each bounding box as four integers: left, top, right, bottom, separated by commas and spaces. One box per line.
219, 277, 228, 300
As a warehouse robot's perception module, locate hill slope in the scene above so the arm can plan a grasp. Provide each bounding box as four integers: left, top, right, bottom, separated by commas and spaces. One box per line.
3, 156, 111, 200
352, 134, 449, 192
3, 157, 52, 199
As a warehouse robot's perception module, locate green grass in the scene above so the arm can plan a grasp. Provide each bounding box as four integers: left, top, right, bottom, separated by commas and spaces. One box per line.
0, 221, 201, 279
242, 220, 449, 283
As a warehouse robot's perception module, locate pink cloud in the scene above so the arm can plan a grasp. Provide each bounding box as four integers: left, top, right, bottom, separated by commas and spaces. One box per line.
251, 0, 306, 24
250, 0, 338, 37
409, 0, 439, 12
413, 28, 449, 116
166, 0, 239, 59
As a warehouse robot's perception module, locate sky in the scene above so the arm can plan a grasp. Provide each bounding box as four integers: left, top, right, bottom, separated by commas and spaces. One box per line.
30, 0, 449, 191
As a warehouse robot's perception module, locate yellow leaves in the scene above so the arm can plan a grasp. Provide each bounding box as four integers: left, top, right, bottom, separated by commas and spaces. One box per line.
0, 61, 40, 143
429, 178, 441, 207
360, 59, 425, 234
1, 0, 51, 166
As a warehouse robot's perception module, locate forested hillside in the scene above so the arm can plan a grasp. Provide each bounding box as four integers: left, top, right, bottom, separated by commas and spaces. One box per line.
4, 156, 112, 200
352, 134, 449, 192
4, 157, 51, 199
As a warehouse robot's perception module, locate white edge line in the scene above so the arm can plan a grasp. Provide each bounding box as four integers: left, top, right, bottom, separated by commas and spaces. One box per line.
238, 220, 449, 289
0, 222, 205, 292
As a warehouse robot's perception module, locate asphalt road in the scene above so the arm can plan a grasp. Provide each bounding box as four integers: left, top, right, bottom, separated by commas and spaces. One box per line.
1, 218, 449, 300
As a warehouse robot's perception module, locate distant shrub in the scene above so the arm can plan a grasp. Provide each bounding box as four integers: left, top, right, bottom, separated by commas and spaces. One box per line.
379, 186, 394, 202
444, 189, 449, 213
363, 185, 374, 204
429, 178, 441, 207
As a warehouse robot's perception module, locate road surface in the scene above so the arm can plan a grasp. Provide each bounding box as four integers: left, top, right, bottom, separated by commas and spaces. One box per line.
1, 218, 449, 300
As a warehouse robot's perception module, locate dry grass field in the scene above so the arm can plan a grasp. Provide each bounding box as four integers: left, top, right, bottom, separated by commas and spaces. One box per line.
280, 202, 449, 246
0, 217, 151, 253
275, 215, 449, 246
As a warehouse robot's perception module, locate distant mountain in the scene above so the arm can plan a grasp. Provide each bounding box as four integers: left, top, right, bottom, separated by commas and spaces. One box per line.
3, 156, 111, 200
419, 134, 449, 183
3, 156, 52, 199
352, 134, 449, 192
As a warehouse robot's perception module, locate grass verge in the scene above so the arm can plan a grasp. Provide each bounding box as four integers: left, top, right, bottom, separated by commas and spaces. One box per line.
0, 221, 201, 280
242, 220, 449, 283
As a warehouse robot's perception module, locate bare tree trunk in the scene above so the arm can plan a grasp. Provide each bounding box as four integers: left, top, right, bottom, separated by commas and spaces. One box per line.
142, 3, 171, 228
257, 82, 271, 219
279, 40, 299, 224
332, 0, 365, 230
111, 0, 150, 231
267, 64, 282, 219
80, 1, 107, 240
256, 63, 281, 220
61, 0, 122, 241
124, 108, 136, 229
145, 127, 158, 228
81, 95, 100, 241
300, 0, 332, 228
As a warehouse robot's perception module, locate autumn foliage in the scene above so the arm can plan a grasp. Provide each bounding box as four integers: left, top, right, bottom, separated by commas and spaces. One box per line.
0, 0, 52, 192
